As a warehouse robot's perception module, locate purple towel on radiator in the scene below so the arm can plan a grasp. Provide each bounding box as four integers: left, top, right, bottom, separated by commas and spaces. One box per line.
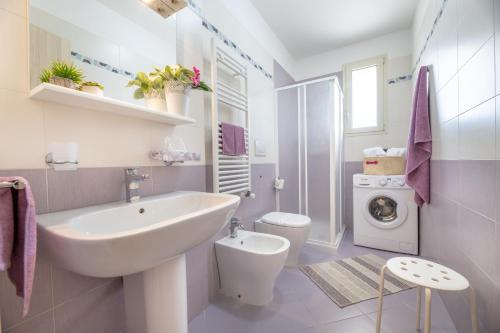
221, 122, 246, 156
0, 177, 37, 316
405, 66, 432, 207
234, 126, 246, 155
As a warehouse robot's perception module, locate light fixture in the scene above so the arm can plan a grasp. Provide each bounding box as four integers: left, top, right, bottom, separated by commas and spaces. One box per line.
140, 0, 187, 19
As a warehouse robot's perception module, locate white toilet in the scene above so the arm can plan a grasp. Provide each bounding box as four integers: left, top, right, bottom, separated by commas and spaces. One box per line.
255, 212, 311, 266
215, 230, 290, 306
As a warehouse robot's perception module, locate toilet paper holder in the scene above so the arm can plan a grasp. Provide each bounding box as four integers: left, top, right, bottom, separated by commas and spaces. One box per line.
274, 177, 285, 191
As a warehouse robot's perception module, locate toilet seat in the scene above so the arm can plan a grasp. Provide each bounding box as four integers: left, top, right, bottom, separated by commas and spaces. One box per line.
261, 212, 310, 228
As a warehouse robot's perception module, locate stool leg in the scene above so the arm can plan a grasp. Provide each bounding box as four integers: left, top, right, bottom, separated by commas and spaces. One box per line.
468, 287, 478, 333
375, 265, 387, 333
416, 286, 422, 331
424, 288, 432, 333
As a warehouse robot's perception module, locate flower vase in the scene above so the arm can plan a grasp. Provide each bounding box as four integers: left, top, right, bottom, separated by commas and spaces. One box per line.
144, 91, 167, 112
80, 86, 104, 96
165, 83, 191, 117
49, 76, 78, 89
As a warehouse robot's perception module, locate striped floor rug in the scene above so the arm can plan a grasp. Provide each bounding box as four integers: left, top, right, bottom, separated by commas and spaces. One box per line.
299, 253, 415, 308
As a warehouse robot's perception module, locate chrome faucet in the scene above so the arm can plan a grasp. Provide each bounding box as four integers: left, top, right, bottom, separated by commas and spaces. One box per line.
125, 168, 150, 203
229, 217, 245, 238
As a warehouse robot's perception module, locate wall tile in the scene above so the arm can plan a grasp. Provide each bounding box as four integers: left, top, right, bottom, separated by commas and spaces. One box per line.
458, 98, 495, 160
0, 0, 26, 17
436, 0, 458, 90
495, 161, 500, 222
494, 223, 500, 289
51, 266, 114, 307
458, 37, 495, 114
435, 160, 460, 202
0, 169, 48, 214
277, 88, 300, 214
436, 76, 458, 123
54, 280, 125, 333
496, 33, 500, 95
466, 262, 500, 332
440, 292, 471, 333
437, 117, 459, 160
496, 97, 500, 159
419, 199, 440, 260
48, 167, 122, 212
0, 10, 28, 93
432, 195, 461, 264
457, 0, 494, 67
0, 255, 53, 330
495, 0, 500, 31
43, 103, 152, 168
234, 163, 276, 229
0, 91, 46, 170
458, 206, 496, 278
458, 160, 496, 219
151, 165, 206, 195
4, 310, 54, 333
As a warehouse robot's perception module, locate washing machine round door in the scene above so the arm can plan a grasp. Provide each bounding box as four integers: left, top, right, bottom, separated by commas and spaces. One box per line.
362, 191, 408, 229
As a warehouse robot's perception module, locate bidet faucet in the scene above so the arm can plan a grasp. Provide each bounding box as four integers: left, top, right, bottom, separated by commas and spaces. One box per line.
125, 168, 150, 203
229, 217, 245, 238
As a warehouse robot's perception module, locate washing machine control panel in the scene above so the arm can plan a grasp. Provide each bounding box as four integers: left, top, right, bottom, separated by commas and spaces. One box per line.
354, 174, 408, 189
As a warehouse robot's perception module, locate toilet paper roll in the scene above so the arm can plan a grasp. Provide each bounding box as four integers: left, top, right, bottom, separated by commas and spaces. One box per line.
274, 178, 285, 190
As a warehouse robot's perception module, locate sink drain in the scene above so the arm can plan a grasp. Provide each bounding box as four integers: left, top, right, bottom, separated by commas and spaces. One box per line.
139, 208, 145, 214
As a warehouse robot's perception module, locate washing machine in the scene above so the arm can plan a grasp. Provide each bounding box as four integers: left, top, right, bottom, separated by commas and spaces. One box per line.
353, 174, 418, 255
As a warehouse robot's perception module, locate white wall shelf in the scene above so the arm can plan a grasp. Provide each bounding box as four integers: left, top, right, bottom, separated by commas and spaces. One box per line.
30, 83, 196, 126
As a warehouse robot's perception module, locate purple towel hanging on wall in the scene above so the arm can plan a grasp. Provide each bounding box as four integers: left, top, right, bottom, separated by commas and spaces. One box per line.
0, 177, 37, 316
405, 66, 432, 207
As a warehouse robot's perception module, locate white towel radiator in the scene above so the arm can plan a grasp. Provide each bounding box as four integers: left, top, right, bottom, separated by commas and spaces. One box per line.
211, 42, 251, 195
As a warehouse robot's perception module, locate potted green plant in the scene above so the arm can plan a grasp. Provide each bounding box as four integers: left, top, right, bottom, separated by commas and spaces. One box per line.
126, 72, 166, 111
40, 60, 84, 89
151, 65, 212, 116
79, 81, 104, 96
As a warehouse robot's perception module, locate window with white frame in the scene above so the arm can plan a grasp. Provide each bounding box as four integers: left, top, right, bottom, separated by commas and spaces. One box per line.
343, 56, 385, 134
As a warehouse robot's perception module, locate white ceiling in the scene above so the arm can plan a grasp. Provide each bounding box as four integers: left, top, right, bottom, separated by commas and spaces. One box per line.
250, 0, 419, 59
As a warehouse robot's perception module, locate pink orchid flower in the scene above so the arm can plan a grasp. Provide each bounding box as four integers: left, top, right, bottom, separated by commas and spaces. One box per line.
191, 66, 201, 87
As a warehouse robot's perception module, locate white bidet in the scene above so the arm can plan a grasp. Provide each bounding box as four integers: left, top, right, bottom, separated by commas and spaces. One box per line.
215, 230, 289, 305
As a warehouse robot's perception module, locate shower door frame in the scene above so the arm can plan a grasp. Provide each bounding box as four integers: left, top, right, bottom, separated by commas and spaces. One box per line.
274, 75, 345, 249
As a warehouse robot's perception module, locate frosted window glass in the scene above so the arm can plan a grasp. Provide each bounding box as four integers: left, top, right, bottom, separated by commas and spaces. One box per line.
351, 65, 378, 129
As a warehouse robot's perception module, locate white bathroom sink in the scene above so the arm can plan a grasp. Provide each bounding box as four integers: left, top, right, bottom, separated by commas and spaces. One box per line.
37, 191, 240, 278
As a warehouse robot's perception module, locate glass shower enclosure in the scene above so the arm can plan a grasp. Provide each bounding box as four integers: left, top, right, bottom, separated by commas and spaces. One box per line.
275, 77, 345, 248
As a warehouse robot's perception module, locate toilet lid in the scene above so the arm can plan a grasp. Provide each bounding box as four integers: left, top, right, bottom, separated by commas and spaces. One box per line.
261, 212, 311, 228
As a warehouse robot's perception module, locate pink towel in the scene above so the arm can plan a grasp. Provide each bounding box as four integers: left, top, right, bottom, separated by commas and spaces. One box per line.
405, 66, 432, 207
0, 177, 37, 316
221, 122, 247, 156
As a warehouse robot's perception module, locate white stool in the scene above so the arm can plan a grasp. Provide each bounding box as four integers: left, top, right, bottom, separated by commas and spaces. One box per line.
375, 257, 478, 333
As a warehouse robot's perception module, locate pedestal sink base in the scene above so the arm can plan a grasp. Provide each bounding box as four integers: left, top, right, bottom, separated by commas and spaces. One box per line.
123, 255, 187, 333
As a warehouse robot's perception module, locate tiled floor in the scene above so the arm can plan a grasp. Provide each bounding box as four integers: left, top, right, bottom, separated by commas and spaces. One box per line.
189, 231, 457, 333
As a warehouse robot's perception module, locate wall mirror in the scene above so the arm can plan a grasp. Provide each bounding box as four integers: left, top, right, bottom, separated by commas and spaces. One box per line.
29, 0, 177, 105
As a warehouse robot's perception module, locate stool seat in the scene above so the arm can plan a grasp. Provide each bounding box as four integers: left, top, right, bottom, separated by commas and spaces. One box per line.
386, 257, 469, 291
